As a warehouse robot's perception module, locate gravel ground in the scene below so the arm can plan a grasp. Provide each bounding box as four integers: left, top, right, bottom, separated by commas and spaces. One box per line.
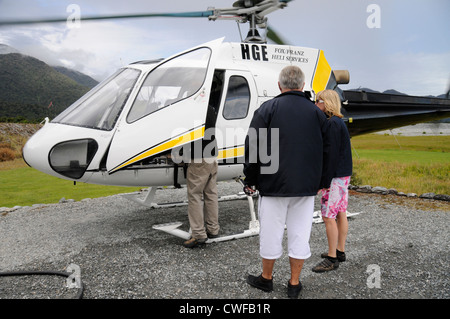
0, 180, 449, 302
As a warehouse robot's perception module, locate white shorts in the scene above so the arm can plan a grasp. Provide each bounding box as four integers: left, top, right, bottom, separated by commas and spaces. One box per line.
258, 196, 315, 260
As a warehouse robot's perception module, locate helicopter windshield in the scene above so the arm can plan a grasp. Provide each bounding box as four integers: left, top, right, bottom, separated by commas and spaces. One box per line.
127, 47, 211, 123
52, 68, 141, 130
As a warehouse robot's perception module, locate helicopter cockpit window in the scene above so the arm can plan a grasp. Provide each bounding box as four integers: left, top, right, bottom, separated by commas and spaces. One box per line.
127, 48, 211, 123
52, 68, 141, 131
222, 76, 250, 120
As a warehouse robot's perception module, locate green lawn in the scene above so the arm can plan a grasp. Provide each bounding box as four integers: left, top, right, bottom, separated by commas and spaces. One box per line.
0, 166, 141, 208
350, 135, 450, 195
351, 149, 449, 164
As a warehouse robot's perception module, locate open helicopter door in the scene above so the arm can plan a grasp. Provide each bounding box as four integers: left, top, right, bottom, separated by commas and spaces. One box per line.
105, 39, 224, 185
214, 70, 257, 168
210, 69, 261, 242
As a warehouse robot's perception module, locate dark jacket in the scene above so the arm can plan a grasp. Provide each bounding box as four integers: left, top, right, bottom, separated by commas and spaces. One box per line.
321, 116, 353, 188
184, 104, 218, 160
244, 91, 329, 197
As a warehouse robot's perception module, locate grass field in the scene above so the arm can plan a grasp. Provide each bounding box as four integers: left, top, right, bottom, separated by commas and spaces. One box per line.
0, 159, 142, 208
350, 134, 449, 195
0, 133, 449, 208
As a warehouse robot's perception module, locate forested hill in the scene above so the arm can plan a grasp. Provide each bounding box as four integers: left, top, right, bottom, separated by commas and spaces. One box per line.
0, 53, 98, 122
53, 65, 99, 88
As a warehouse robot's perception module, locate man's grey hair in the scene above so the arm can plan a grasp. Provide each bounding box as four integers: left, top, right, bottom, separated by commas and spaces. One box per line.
278, 65, 305, 90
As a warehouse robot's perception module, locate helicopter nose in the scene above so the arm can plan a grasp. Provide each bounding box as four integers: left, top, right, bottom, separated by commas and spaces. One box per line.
22, 141, 32, 167
22, 129, 53, 176
23, 123, 99, 180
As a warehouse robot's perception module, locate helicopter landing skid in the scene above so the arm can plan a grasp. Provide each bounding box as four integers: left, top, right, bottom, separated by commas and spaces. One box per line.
152, 192, 260, 243
121, 186, 158, 208
152, 221, 260, 243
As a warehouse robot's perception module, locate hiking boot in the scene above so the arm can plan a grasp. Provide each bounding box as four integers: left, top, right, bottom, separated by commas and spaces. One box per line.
246, 274, 273, 292
321, 250, 346, 262
183, 237, 207, 248
287, 280, 302, 299
312, 258, 339, 273
207, 232, 219, 239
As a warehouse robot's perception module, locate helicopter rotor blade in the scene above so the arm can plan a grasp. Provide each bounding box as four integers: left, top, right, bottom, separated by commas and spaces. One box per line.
0, 11, 215, 26
266, 26, 289, 45
0, 1, 295, 27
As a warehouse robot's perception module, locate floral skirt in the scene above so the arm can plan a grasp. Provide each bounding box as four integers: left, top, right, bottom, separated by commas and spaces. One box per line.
320, 176, 351, 219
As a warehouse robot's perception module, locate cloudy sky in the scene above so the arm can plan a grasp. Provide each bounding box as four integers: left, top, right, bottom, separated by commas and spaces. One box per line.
0, 0, 449, 97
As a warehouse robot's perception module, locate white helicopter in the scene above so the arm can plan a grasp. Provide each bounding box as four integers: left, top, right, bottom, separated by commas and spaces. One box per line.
20, 1, 350, 188
6, 0, 449, 242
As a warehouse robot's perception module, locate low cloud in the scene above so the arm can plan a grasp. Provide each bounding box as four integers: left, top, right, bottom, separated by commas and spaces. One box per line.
0, 20, 194, 81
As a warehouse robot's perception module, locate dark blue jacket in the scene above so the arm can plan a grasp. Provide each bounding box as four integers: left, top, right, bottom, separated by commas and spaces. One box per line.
321, 116, 353, 188
244, 91, 330, 196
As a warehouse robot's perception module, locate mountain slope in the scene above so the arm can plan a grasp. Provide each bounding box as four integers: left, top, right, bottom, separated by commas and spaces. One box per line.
0, 53, 92, 121
53, 66, 98, 88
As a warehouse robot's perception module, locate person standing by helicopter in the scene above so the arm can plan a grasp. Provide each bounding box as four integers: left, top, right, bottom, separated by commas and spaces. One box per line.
312, 89, 353, 273
183, 102, 221, 248
243, 65, 330, 298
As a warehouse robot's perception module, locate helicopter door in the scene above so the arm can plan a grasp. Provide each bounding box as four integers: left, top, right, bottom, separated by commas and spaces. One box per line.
214, 70, 256, 163
106, 42, 222, 174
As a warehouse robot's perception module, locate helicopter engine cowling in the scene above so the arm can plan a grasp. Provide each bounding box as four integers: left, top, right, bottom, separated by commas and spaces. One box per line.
333, 70, 350, 84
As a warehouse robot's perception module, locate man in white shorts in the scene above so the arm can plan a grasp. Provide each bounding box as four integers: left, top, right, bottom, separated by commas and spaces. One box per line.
243, 66, 330, 299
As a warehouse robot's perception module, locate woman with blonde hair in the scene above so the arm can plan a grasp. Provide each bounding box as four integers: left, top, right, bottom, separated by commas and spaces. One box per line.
315, 89, 344, 118
313, 89, 353, 272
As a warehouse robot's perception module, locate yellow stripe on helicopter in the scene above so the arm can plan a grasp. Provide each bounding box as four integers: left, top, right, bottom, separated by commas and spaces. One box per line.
312, 50, 332, 94
109, 128, 245, 173
109, 126, 205, 173
217, 146, 245, 160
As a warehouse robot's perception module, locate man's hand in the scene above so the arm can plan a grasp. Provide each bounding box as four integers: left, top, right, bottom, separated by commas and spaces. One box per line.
243, 185, 256, 196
